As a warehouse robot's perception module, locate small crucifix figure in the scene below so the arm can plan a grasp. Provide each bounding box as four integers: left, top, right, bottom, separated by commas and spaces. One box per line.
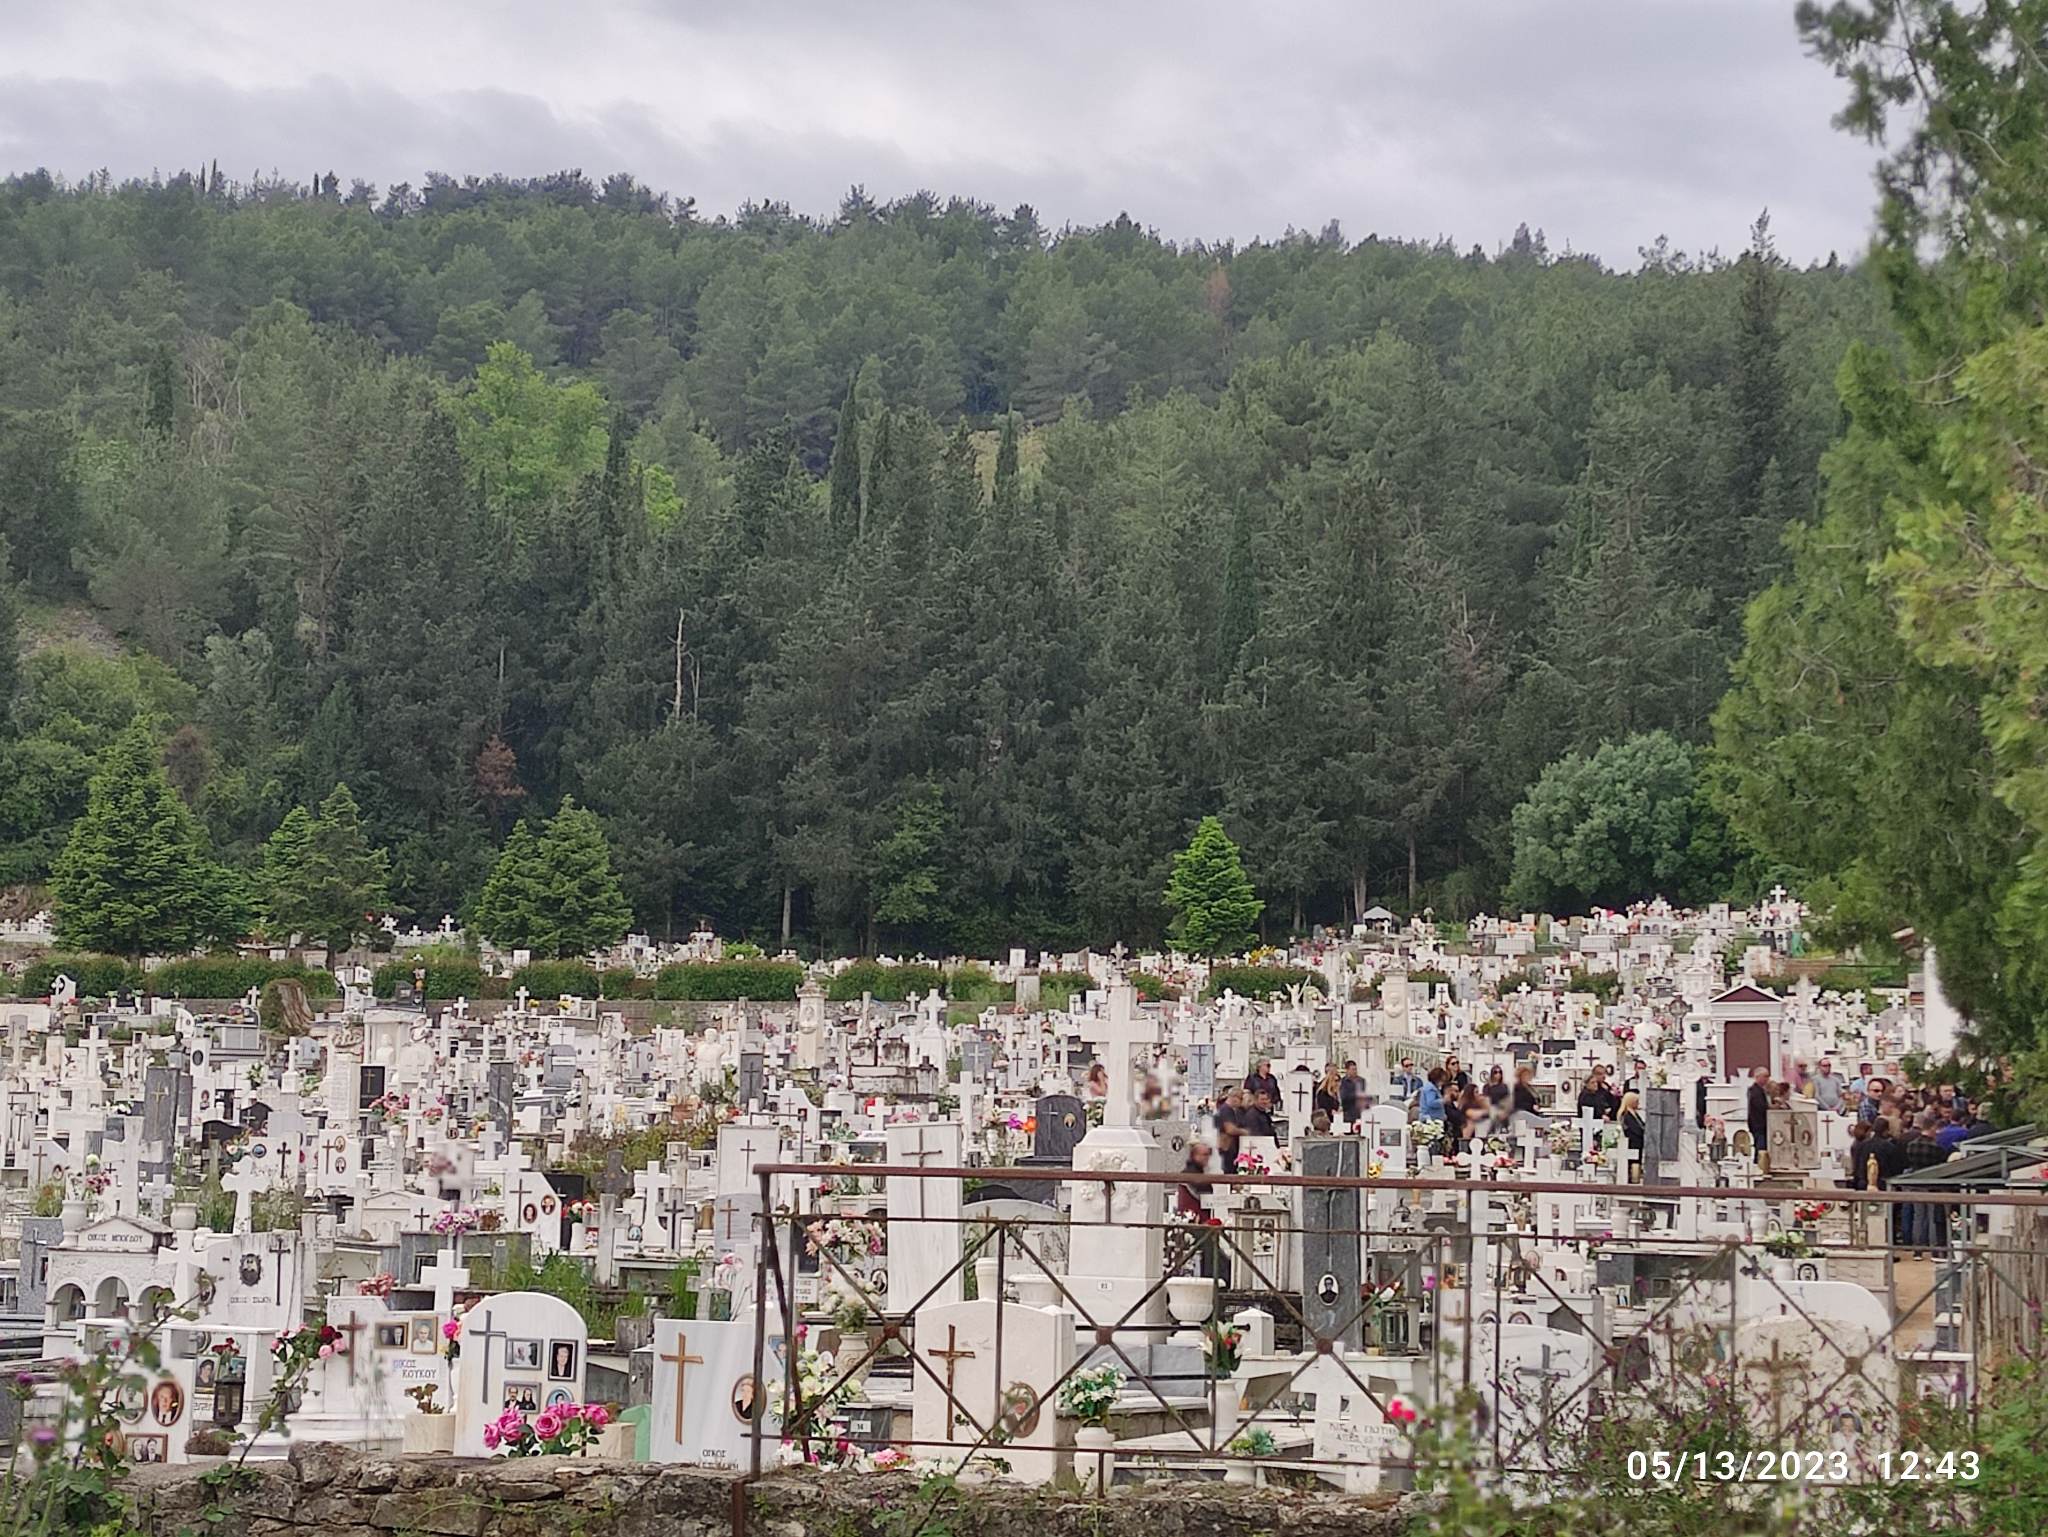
928, 1325, 976, 1442
661, 1333, 705, 1443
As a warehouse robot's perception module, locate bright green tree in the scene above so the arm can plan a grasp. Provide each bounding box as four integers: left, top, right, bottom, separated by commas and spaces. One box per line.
474, 801, 633, 959
472, 818, 545, 950
1163, 815, 1263, 956
259, 783, 389, 949
535, 798, 635, 958
1507, 732, 1733, 914
50, 725, 249, 957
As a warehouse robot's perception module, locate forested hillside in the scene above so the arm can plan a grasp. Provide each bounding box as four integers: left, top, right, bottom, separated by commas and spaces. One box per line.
0, 170, 1887, 951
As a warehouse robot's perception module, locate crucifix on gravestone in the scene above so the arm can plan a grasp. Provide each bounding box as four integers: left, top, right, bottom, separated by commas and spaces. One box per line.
269, 1232, 293, 1305
1291, 1075, 1314, 1118
469, 1308, 507, 1405
333, 1312, 368, 1383
1513, 1342, 1571, 1458
928, 1325, 976, 1442
897, 1124, 943, 1219
661, 1333, 705, 1444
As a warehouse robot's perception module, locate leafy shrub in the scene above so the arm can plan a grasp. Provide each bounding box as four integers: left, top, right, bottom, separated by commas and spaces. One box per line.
147, 955, 339, 1000
1816, 963, 1907, 992
945, 964, 1013, 1003
826, 961, 943, 1002
600, 967, 649, 999
374, 949, 485, 1000
18, 953, 143, 998
511, 960, 603, 999
1036, 970, 1095, 1010
1129, 971, 1182, 1001
1565, 968, 1623, 1004
1201, 965, 1327, 1001
654, 960, 803, 1000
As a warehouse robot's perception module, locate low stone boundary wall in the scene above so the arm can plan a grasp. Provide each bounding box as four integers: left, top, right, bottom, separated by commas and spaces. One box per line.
130, 1442, 1412, 1537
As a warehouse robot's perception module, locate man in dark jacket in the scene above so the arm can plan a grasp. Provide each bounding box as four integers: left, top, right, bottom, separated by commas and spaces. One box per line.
1243, 1060, 1281, 1106
1901, 1113, 1949, 1253
1746, 1067, 1772, 1157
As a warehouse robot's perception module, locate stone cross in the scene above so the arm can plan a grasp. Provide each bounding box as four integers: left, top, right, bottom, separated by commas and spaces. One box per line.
334, 1312, 368, 1384
420, 1244, 471, 1317
222, 1155, 269, 1234
1077, 984, 1158, 1129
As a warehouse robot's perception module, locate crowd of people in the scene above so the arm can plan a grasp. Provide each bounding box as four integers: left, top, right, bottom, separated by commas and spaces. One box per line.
1171, 1054, 1994, 1262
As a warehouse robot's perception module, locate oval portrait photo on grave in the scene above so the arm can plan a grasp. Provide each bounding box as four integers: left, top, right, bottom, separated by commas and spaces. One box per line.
732, 1374, 757, 1423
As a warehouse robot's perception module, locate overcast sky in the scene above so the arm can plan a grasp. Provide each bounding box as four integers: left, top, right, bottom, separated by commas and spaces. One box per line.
0, 0, 1879, 267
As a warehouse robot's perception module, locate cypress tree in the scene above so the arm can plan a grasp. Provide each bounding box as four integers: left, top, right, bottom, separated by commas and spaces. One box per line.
533, 798, 634, 958
1163, 815, 1263, 957
52, 725, 249, 957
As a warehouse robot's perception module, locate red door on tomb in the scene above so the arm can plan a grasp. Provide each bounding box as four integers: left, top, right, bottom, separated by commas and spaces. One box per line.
1724, 1019, 1770, 1076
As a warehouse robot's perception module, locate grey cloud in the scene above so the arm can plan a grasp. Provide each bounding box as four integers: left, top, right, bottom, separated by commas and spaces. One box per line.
0, 1, 1880, 265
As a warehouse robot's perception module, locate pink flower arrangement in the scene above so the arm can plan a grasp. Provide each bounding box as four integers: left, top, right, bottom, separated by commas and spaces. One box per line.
357, 1273, 397, 1299
432, 1206, 481, 1237
484, 1400, 610, 1456
1386, 1397, 1419, 1426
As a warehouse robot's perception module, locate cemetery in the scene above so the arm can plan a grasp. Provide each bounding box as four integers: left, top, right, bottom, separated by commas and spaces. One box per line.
2, 893, 2043, 1534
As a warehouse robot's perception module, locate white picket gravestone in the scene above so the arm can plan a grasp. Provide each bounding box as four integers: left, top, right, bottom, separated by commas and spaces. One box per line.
450, 1291, 589, 1455
647, 1316, 788, 1469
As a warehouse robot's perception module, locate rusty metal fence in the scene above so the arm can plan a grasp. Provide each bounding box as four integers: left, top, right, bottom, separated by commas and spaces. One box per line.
745, 1163, 2048, 1492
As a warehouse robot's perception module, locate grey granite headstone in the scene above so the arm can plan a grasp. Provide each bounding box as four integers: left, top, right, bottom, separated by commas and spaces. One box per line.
737, 1051, 766, 1111
1299, 1137, 1364, 1351
18, 1216, 62, 1317
487, 1059, 516, 1137
1186, 1044, 1215, 1105
1643, 1086, 1682, 1186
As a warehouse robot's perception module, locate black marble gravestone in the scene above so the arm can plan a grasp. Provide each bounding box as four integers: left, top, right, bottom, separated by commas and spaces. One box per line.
1025, 1094, 1085, 1166
1300, 1137, 1365, 1351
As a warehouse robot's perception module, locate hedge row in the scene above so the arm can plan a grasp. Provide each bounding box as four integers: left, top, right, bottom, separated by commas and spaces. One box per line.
826, 961, 944, 1002
1201, 965, 1328, 1002
508, 961, 652, 1000
147, 956, 339, 1000
14, 953, 337, 1001
17, 954, 143, 998
654, 961, 803, 1001
374, 957, 486, 1001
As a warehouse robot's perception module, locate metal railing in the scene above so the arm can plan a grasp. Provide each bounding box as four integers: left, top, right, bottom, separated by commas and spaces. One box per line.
743, 1161, 2048, 1492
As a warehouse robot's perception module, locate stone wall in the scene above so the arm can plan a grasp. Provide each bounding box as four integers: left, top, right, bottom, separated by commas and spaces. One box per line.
131, 1443, 1412, 1537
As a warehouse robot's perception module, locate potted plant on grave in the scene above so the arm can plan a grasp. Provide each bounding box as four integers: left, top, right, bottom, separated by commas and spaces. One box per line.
1059, 1363, 1124, 1488
402, 1383, 457, 1454
1226, 1426, 1275, 1484
830, 1293, 874, 1389
183, 1427, 237, 1465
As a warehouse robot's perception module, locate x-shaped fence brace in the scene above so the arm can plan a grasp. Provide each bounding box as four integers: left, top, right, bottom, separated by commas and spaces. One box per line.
748, 1165, 2048, 1486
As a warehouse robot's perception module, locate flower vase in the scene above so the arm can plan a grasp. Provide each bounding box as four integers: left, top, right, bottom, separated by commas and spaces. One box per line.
1074, 1423, 1116, 1491
836, 1331, 872, 1391
1166, 1276, 1218, 1346
1225, 1460, 1258, 1486
402, 1412, 457, 1454
973, 1257, 1003, 1302
1209, 1379, 1242, 1452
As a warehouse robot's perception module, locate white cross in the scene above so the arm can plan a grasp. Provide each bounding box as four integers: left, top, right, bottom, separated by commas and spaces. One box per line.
419, 1243, 470, 1317
1076, 983, 1158, 1130
222, 1155, 270, 1234
896, 1124, 942, 1219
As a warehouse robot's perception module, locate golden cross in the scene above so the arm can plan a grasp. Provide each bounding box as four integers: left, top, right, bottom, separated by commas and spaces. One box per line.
928, 1325, 976, 1442
661, 1333, 705, 1443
